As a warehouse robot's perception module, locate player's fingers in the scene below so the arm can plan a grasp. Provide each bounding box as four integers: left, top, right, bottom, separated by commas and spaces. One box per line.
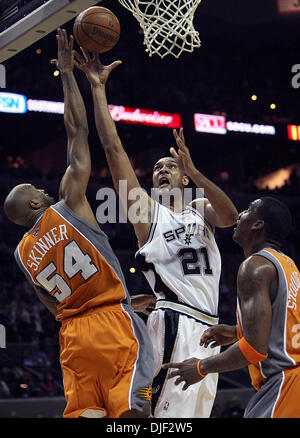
179, 127, 185, 143
174, 128, 186, 150
50, 59, 58, 65
80, 46, 90, 62
69, 35, 74, 52
161, 362, 182, 370
203, 327, 215, 337
108, 60, 122, 72
143, 299, 155, 309
210, 341, 219, 348
63, 29, 70, 49
58, 28, 66, 48
73, 59, 83, 70
201, 339, 211, 348
56, 34, 62, 51
199, 337, 207, 346
182, 382, 190, 391
178, 150, 189, 160
200, 331, 218, 348
200, 330, 211, 343
73, 50, 85, 65
174, 376, 185, 386
176, 140, 187, 154
170, 147, 179, 159
176, 135, 188, 152
173, 129, 182, 146
167, 370, 181, 379
61, 28, 67, 46
174, 131, 185, 148
200, 338, 212, 348
94, 52, 101, 65
174, 128, 187, 148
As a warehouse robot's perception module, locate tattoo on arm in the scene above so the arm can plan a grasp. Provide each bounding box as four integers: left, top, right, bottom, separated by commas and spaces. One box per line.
237, 257, 273, 350
238, 264, 264, 338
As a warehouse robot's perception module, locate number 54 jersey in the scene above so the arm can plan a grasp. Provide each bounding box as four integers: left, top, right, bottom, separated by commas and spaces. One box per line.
15, 200, 131, 321
136, 201, 222, 317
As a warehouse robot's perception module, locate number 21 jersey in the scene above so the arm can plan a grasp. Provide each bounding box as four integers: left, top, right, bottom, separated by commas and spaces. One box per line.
136, 201, 221, 316
15, 200, 131, 321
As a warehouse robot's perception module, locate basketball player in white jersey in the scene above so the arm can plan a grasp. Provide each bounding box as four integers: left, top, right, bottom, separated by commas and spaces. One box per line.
163, 197, 300, 418
74, 50, 238, 417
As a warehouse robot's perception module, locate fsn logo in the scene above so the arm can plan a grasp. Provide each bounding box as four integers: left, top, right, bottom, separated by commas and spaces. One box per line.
0, 64, 6, 88
0, 324, 6, 348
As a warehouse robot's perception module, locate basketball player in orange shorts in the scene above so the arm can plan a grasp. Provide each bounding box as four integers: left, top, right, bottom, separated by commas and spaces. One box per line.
163, 197, 300, 418
3, 29, 154, 418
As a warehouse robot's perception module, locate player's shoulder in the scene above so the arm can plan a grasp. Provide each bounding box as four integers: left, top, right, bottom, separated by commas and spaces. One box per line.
189, 198, 214, 231
189, 197, 208, 212
238, 254, 277, 282
188, 198, 210, 220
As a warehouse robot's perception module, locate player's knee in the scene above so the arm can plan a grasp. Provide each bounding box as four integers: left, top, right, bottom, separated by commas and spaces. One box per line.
120, 403, 151, 418
79, 408, 106, 418
119, 409, 139, 418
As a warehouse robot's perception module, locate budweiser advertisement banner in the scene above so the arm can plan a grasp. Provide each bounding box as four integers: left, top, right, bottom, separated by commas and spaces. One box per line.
108, 104, 182, 128
277, 0, 300, 14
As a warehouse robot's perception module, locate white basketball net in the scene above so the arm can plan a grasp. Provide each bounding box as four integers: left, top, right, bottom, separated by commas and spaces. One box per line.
117, 0, 202, 58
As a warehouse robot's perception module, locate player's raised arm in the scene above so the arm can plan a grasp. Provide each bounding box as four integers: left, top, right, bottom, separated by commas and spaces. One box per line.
73, 50, 153, 246
171, 128, 238, 228
51, 29, 90, 213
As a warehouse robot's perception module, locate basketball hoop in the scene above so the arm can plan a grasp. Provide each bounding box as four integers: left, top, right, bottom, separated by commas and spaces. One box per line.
117, 0, 202, 58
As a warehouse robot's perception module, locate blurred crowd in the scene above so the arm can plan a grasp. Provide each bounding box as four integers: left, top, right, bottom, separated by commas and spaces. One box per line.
2, 153, 300, 196
0, 276, 63, 400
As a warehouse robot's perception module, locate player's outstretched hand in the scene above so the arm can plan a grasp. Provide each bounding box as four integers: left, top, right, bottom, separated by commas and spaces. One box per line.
162, 358, 203, 390
200, 324, 237, 348
73, 48, 122, 88
170, 128, 197, 178
51, 28, 74, 74
130, 294, 156, 316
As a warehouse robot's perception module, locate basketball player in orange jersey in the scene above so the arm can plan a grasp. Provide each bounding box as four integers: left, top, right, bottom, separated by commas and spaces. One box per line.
163, 197, 300, 418
3, 28, 154, 418
73, 49, 238, 418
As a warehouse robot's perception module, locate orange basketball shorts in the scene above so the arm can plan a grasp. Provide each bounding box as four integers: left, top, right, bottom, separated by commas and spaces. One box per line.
273, 367, 300, 418
59, 303, 154, 418
245, 366, 300, 417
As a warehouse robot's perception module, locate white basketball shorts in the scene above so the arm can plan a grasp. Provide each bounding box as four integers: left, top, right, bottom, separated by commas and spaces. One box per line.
147, 303, 220, 418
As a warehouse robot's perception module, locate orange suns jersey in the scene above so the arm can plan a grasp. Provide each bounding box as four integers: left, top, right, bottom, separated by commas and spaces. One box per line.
236, 248, 300, 390
15, 201, 131, 321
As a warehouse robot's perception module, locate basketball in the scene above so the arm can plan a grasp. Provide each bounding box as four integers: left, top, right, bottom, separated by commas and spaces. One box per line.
73, 7, 120, 54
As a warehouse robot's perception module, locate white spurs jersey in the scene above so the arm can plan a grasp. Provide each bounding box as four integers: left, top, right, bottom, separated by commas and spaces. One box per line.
135, 201, 221, 316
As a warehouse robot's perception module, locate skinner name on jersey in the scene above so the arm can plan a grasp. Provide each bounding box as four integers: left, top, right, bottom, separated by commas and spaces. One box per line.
27, 224, 69, 271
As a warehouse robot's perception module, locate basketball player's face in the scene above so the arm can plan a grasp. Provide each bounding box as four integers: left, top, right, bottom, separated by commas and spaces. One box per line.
232, 199, 262, 244
152, 157, 184, 192
30, 185, 55, 206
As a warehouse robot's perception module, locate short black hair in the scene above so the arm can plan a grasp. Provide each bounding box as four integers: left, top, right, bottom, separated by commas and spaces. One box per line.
255, 197, 292, 243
